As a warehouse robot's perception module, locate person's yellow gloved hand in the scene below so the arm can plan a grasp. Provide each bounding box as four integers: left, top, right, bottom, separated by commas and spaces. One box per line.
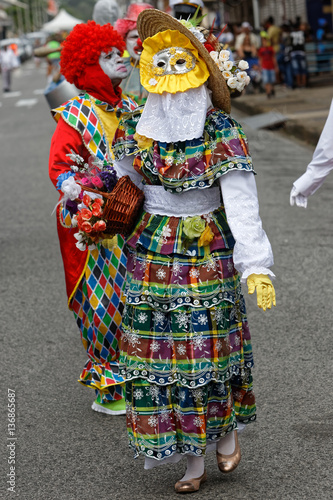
247, 273, 276, 311
101, 235, 118, 251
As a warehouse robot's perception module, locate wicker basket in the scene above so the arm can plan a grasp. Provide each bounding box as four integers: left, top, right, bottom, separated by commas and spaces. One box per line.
79, 175, 144, 237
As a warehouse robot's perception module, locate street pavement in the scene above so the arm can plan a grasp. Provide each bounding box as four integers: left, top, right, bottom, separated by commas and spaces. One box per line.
1, 61, 333, 500
232, 77, 332, 147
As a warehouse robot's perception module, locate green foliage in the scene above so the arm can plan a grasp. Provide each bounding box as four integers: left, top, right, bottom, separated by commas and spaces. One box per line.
59, 0, 95, 22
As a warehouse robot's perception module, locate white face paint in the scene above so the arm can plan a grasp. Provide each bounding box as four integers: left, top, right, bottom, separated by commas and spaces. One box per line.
126, 29, 141, 61
99, 48, 130, 84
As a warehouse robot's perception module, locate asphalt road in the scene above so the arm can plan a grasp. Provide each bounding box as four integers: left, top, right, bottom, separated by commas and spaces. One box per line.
1, 61, 332, 500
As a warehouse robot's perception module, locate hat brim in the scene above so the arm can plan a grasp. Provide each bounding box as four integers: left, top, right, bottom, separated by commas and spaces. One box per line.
137, 10, 231, 114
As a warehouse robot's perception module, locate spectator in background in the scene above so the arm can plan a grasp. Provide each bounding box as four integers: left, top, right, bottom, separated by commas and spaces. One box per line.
218, 25, 234, 49
258, 33, 277, 98
92, 0, 120, 26
235, 22, 258, 61
0, 45, 18, 92
115, 2, 153, 104
170, 0, 203, 20
316, 18, 329, 73
45, 34, 62, 84
265, 16, 281, 54
290, 21, 307, 88
277, 23, 294, 89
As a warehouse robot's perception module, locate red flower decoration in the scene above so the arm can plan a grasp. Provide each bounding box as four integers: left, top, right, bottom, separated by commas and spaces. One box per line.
80, 177, 94, 188
83, 194, 92, 206
81, 221, 93, 233
204, 42, 215, 53
94, 198, 104, 206
80, 208, 92, 221
92, 202, 103, 217
91, 176, 104, 189
93, 220, 106, 232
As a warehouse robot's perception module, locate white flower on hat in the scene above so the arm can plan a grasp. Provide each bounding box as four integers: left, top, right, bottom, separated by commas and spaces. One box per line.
188, 27, 205, 43
224, 60, 234, 71
218, 60, 225, 71
210, 51, 219, 64
227, 76, 238, 89
245, 75, 251, 85
219, 50, 230, 61
222, 70, 232, 79
236, 81, 246, 92
236, 71, 247, 81
238, 60, 249, 70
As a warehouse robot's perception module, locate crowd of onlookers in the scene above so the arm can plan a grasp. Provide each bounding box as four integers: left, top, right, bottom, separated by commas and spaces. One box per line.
218, 16, 332, 98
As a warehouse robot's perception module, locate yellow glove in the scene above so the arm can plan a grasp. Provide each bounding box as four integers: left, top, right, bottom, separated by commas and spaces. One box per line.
101, 235, 118, 251
247, 273, 276, 311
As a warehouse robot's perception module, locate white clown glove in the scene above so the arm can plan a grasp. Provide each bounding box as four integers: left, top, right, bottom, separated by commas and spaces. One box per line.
290, 186, 308, 208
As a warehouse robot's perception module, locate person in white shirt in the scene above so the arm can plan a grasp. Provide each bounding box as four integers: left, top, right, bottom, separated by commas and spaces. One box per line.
290, 99, 333, 208
0, 46, 17, 92
235, 21, 259, 59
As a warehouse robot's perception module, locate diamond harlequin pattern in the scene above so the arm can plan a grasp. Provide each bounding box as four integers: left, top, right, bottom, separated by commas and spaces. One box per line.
72, 238, 127, 392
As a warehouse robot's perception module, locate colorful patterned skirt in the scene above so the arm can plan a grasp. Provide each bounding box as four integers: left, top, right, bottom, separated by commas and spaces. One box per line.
119, 209, 256, 460
71, 239, 127, 403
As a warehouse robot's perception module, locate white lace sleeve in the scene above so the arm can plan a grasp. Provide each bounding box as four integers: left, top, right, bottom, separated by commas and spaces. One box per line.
113, 156, 144, 188
293, 99, 333, 197
219, 170, 275, 282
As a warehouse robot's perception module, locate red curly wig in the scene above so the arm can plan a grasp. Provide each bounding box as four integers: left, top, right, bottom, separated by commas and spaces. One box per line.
60, 20, 126, 84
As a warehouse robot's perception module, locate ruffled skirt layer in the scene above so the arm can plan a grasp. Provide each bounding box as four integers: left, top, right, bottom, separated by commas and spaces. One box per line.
120, 219, 256, 459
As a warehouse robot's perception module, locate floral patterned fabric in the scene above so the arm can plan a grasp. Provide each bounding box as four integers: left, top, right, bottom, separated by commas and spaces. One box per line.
115, 108, 257, 461
113, 107, 255, 193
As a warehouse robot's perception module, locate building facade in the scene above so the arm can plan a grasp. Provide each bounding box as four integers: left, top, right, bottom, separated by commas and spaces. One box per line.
218, 0, 308, 28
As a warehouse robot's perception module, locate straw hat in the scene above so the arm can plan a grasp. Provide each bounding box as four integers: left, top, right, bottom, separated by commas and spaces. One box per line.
137, 9, 231, 113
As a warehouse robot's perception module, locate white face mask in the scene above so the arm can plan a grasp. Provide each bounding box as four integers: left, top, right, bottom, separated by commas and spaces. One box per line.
152, 47, 196, 76
99, 48, 130, 83
126, 29, 141, 61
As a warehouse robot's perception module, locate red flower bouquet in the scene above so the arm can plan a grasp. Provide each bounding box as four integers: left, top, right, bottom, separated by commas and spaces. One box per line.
58, 152, 144, 250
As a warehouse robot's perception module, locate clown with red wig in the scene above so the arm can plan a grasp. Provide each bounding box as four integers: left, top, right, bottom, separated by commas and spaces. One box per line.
49, 21, 138, 415
115, 3, 153, 104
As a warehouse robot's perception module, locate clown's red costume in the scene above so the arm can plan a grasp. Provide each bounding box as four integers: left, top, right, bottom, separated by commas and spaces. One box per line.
49, 21, 137, 415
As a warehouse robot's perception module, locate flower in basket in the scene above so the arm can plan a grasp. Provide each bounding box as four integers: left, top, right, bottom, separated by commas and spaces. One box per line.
73, 194, 107, 250
56, 152, 144, 250
54, 152, 122, 250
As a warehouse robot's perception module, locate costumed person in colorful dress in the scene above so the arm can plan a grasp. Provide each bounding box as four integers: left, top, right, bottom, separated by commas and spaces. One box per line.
92, 0, 120, 26
290, 98, 333, 208
49, 21, 137, 415
115, 3, 154, 105
169, 0, 203, 20
111, 10, 276, 492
